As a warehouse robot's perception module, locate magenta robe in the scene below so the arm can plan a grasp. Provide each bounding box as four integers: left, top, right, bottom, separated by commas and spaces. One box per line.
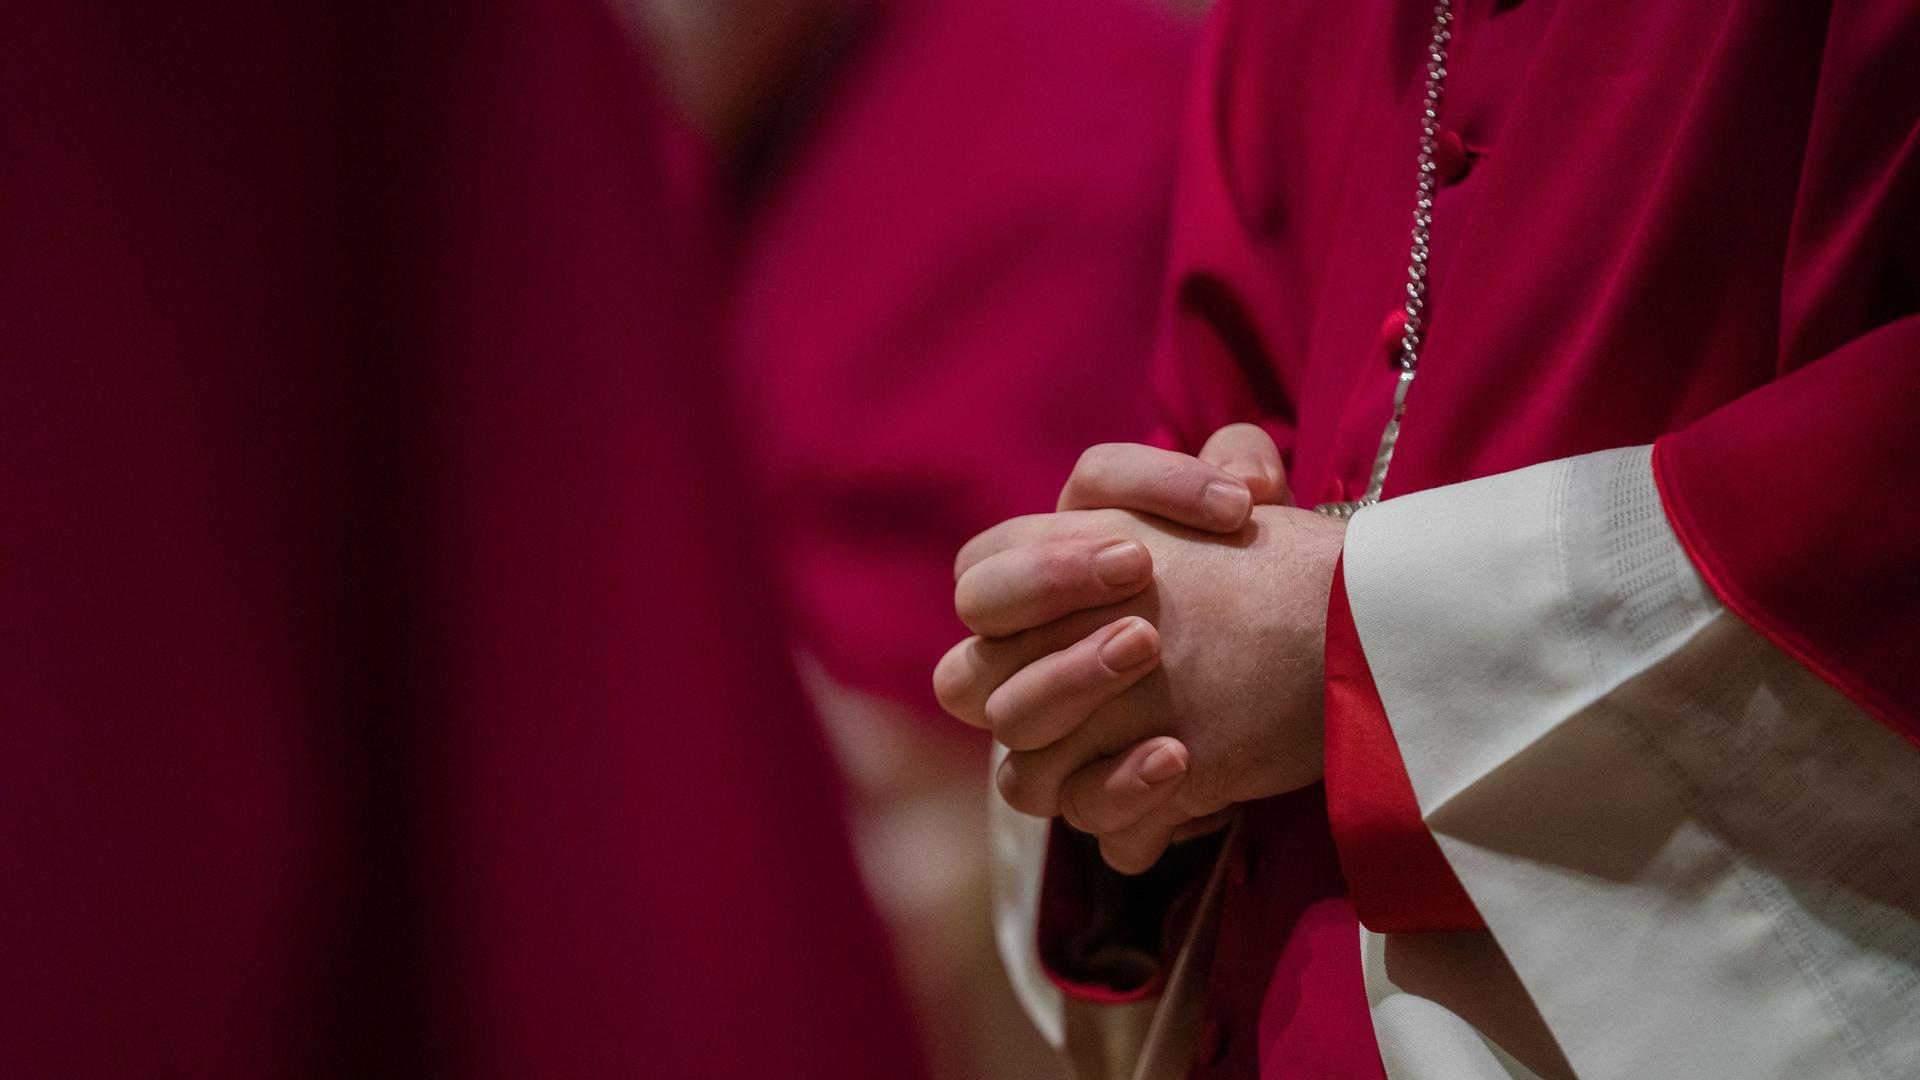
0, 3, 921, 1077
1042, 0, 1920, 1076
728, 0, 1195, 722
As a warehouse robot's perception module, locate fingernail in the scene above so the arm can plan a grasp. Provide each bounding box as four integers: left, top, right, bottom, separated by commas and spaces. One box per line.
1091, 540, 1148, 586
1203, 480, 1251, 525
1098, 618, 1156, 671
1138, 741, 1187, 785
1223, 459, 1264, 485
1225, 460, 1279, 494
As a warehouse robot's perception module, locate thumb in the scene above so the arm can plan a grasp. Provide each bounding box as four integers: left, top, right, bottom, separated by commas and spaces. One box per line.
1198, 423, 1291, 506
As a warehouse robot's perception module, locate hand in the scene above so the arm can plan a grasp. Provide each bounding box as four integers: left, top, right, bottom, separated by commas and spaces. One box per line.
936, 426, 1344, 871
943, 505, 1344, 851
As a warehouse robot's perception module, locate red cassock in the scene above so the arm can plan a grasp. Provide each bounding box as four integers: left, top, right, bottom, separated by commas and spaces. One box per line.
1037, 0, 1920, 1075
0, 3, 922, 1078
728, 0, 1194, 722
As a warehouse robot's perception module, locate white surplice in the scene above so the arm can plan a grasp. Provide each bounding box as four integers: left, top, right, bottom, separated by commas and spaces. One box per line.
995, 446, 1920, 1079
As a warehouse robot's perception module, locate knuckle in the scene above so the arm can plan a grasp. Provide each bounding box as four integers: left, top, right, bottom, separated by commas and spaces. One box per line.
996, 720, 1053, 754
953, 584, 1006, 638
1073, 443, 1124, 488
996, 757, 1054, 818
1058, 780, 1092, 834
951, 577, 980, 626
1036, 545, 1083, 594
981, 692, 1038, 750
1100, 838, 1154, 876
1173, 784, 1224, 821
1076, 442, 1119, 471
931, 649, 976, 718
1177, 458, 1219, 492
955, 514, 1040, 579
954, 532, 994, 581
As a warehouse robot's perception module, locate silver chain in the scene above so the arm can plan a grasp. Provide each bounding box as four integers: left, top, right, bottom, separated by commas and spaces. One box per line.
1316, 0, 1454, 519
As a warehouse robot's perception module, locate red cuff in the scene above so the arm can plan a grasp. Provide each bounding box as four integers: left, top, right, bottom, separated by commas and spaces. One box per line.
1323, 556, 1484, 933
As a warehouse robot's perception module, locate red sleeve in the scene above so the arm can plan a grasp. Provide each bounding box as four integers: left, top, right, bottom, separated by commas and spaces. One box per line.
1035, 821, 1224, 1003
1147, 0, 1300, 462
1654, 325, 1920, 746
1322, 558, 1484, 934
1654, 7, 1920, 746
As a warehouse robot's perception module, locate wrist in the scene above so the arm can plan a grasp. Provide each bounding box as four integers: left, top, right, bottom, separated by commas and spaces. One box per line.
1251, 506, 1346, 791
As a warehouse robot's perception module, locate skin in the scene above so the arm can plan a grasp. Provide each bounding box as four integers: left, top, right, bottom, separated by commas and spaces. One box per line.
936, 425, 1347, 873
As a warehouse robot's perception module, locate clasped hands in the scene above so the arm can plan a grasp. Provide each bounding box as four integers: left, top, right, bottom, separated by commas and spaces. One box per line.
935, 424, 1347, 874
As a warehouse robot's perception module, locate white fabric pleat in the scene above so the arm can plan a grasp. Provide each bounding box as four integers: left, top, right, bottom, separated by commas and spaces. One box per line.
990, 740, 1068, 1050
1345, 445, 1920, 1080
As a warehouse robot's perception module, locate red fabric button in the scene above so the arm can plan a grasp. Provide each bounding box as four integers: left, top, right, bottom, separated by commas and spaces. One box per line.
1195, 1018, 1230, 1066
1432, 127, 1476, 185
1376, 308, 1409, 365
